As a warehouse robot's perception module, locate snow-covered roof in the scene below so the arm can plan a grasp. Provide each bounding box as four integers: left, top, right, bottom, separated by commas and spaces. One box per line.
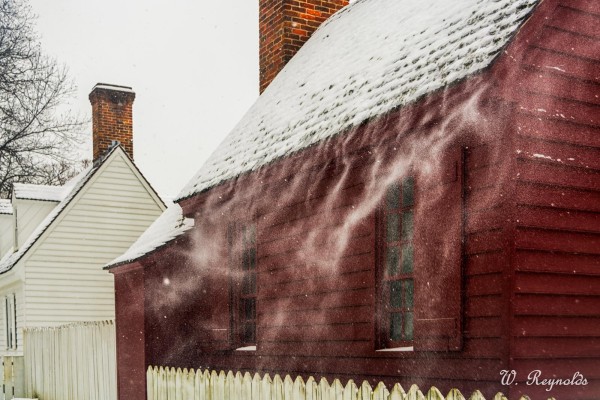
105, 204, 194, 269
0, 146, 139, 274
177, 0, 539, 200
0, 200, 12, 215
0, 166, 94, 274
13, 183, 71, 202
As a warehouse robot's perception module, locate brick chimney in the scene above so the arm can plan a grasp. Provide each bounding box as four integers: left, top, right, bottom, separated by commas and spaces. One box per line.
89, 83, 136, 161
259, 0, 348, 93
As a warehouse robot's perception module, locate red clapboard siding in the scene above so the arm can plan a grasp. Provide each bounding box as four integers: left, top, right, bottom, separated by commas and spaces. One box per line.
515, 272, 600, 296
516, 68, 600, 106
259, 231, 373, 260
466, 230, 504, 255
466, 165, 501, 191
259, 184, 366, 229
515, 93, 600, 126
514, 337, 600, 358
259, 201, 373, 244
261, 252, 373, 283
465, 141, 505, 171
462, 338, 504, 358
516, 114, 600, 148
562, 0, 600, 16
548, 5, 600, 38
256, 341, 375, 357
466, 274, 504, 297
466, 252, 507, 275
466, 186, 505, 212
516, 182, 600, 212
515, 250, 600, 275
535, 26, 600, 61
516, 358, 600, 379
523, 47, 600, 84
466, 296, 503, 318
259, 305, 373, 327
466, 206, 507, 233
514, 294, 600, 317
517, 159, 600, 191
465, 317, 503, 338
259, 270, 374, 299
259, 288, 374, 312
514, 316, 600, 337
516, 227, 600, 254
516, 135, 600, 171
516, 205, 600, 233
260, 322, 373, 342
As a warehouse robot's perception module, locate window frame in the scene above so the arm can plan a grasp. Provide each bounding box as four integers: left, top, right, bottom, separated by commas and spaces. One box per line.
228, 222, 257, 349
376, 176, 416, 350
5, 293, 16, 350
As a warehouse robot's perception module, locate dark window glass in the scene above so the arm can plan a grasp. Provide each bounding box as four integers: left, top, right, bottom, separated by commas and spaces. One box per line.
390, 313, 403, 341
390, 281, 403, 308
401, 244, 413, 273
386, 183, 400, 210
387, 214, 400, 242
386, 246, 399, 276
402, 177, 414, 207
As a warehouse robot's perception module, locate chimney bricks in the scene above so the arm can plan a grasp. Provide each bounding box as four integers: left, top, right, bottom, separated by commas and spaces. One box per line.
259, 0, 348, 93
89, 83, 136, 161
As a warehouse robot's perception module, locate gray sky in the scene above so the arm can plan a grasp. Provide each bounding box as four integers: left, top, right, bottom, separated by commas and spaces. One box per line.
28, 0, 259, 199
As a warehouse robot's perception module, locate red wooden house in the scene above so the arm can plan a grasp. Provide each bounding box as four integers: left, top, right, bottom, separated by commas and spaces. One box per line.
106, 0, 600, 399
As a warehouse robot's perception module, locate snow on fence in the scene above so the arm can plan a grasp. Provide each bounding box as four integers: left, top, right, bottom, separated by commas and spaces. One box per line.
147, 367, 555, 400
23, 320, 117, 400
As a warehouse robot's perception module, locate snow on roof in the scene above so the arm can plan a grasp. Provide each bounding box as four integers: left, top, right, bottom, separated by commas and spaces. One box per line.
0, 200, 12, 215
0, 165, 95, 274
105, 204, 194, 269
13, 183, 71, 202
177, 0, 539, 200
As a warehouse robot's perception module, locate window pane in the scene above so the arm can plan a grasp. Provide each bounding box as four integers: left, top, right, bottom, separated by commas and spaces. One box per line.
386, 183, 400, 210
242, 275, 251, 294
404, 312, 414, 340
243, 323, 256, 343
386, 247, 399, 276
403, 279, 414, 309
402, 177, 414, 207
390, 313, 403, 341
401, 211, 413, 240
386, 214, 399, 242
390, 281, 402, 308
401, 245, 413, 273
244, 298, 256, 320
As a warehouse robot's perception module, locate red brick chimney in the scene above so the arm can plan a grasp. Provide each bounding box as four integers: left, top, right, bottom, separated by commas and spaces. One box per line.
89, 83, 136, 161
259, 0, 348, 93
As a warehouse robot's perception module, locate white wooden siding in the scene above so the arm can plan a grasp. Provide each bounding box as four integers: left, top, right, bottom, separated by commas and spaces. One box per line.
23, 151, 164, 327
13, 199, 58, 251
0, 214, 13, 258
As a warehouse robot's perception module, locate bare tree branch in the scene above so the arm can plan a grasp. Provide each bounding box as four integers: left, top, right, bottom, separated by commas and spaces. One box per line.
0, 0, 85, 197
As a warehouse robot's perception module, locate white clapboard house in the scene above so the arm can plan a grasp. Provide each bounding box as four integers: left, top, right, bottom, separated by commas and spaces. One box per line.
0, 84, 165, 362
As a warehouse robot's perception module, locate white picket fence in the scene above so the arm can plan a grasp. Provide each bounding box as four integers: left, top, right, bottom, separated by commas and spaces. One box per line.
147, 367, 555, 400
23, 320, 117, 400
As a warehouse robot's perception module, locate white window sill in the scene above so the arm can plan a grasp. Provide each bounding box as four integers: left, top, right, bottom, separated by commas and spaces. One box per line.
376, 346, 414, 352
235, 345, 256, 351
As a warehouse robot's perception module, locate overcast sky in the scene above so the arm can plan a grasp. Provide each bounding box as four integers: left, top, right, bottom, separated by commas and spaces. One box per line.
28, 0, 259, 199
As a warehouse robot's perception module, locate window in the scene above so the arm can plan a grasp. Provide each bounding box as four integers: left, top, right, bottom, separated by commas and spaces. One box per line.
228, 223, 257, 348
5, 293, 16, 350
377, 176, 414, 349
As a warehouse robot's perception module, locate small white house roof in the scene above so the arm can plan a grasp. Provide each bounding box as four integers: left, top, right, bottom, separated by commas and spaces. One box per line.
0, 145, 163, 274
105, 204, 194, 269
0, 166, 93, 274
13, 183, 71, 202
0, 199, 12, 215
177, 0, 539, 200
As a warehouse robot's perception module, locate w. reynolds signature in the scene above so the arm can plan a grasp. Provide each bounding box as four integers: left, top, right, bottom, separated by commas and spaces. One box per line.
500, 370, 588, 392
